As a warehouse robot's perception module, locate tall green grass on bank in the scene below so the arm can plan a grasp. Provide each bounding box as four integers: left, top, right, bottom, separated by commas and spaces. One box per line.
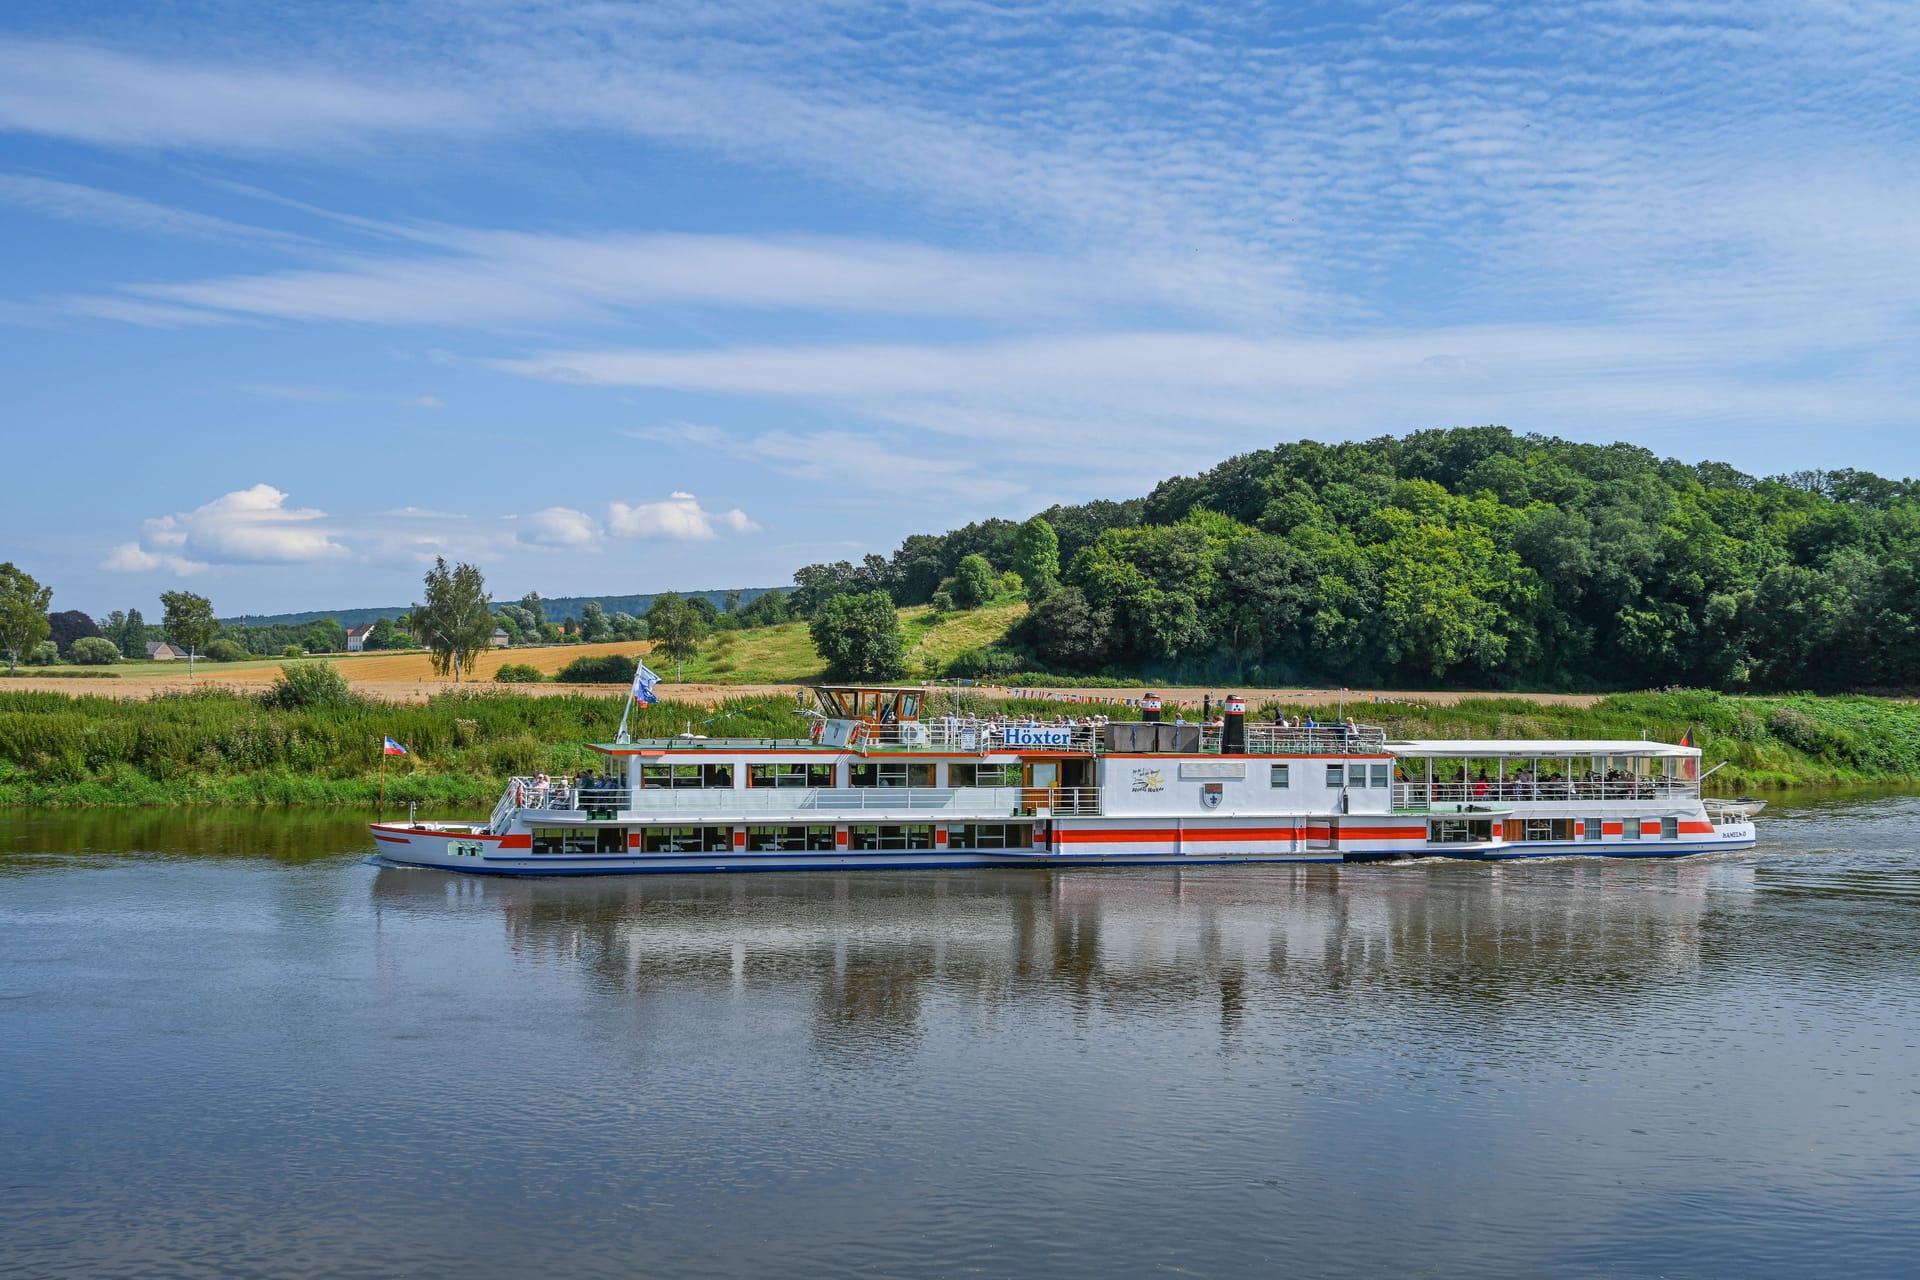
2, 686, 1917, 806
0, 687, 811, 808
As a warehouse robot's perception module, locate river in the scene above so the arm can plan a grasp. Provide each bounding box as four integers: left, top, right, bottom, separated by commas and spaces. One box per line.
3, 796, 1918, 1278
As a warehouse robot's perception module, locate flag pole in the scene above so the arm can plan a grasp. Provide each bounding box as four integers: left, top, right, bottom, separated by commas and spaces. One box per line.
379, 741, 386, 814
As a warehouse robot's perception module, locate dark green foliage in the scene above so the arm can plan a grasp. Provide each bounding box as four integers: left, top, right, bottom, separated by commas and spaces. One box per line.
945, 646, 1027, 679
48, 610, 101, 654
492, 663, 544, 684
203, 639, 248, 663
806, 427, 1920, 690
734, 590, 790, 628
809, 591, 906, 682
1011, 517, 1060, 593
555, 655, 639, 684
260, 662, 355, 711
951, 555, 995, 609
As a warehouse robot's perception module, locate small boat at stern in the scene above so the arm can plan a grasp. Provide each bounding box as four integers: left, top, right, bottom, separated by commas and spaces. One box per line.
370, 686, 1758, 875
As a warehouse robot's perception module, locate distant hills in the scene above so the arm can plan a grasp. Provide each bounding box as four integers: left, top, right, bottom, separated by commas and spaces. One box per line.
221, 587, 785, 629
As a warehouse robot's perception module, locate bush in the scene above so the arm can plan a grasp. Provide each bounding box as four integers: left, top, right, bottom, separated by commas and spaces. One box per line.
283, 645, 303, 658
945, 646, 1026, 679
69, 637, 121, 665
555, 654, 639, 684
260, 662, 355, 710
493, 663, 544, 684
26, 641, 58, 666
205, 638, 248, 663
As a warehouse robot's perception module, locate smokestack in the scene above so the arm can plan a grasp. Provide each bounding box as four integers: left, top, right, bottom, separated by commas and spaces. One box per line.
1222, 694, 1246, 754
1141, 692, 1162, 723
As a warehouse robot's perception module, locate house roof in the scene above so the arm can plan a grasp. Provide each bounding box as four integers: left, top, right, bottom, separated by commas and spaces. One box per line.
345, 623, 376, 637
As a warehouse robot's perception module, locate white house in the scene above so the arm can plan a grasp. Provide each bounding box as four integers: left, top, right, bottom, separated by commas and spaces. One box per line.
345, 623, 376, 652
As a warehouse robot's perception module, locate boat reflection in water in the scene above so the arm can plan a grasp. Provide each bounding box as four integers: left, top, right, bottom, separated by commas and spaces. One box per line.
370, 859, 1723, 1052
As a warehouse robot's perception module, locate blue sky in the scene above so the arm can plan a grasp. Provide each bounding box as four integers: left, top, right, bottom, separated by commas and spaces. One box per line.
3, 1, 1917, 618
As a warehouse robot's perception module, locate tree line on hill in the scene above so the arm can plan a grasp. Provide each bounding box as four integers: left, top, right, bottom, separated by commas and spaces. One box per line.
782, 426, 1920, 691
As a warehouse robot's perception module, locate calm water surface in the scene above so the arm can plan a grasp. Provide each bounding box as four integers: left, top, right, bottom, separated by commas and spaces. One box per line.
4, 798, 1920, 1278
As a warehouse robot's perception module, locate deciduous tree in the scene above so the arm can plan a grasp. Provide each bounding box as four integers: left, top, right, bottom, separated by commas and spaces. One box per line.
159, 590, 216, 679
412, 559, 494, 682
0, 562, 52, 676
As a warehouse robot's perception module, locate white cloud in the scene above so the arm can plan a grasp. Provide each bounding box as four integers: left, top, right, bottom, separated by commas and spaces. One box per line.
608, 492, 760, 540
103, 484, 349, 573
518, 506, 602, 548
0, 40, 480, 152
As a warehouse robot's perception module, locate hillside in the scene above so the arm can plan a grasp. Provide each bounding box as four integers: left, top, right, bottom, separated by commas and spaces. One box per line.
786, 427, 1920, 693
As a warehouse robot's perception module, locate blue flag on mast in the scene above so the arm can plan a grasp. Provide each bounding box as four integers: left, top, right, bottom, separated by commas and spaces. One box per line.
630, 660, 661, 706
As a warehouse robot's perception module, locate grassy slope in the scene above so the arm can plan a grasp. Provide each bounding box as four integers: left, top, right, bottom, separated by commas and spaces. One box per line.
653, 602, 1028, 684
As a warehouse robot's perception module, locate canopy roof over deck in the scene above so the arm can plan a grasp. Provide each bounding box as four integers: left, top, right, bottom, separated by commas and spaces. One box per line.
1388, 739, 1699, 759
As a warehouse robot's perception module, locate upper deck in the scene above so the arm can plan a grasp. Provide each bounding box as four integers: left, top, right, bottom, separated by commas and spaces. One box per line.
593, 719, 1390, 758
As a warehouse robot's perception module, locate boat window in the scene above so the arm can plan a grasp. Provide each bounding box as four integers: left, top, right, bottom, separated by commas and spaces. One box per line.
1270, 764, 1290, 789
1661, 817, 1679, 840
744, 824, 837, 852
749, 763, 834, 788
849, 762, 936, 788
531, 827, 598, 856
1326, 764, 1345, 788
949, 823, 1032, 849
1369, 763, 1390, 788
641, 826, 733, 853
901, 693, 920, 718
951, 763, 1020, 787
1623, 819, 1643, 840
1524, 819, 1574, 842
1428, 818, 1493, 844
1584, 817, 1603, 841
641, 763, 734, 789
848, 824, 936, 850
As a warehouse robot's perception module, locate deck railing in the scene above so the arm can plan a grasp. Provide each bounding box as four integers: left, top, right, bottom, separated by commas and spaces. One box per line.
495, 782, 1100, 819
1393, 779, 1702, 811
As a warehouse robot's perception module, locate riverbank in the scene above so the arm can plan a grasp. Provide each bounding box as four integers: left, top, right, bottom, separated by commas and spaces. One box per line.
2, 685, 1916, 806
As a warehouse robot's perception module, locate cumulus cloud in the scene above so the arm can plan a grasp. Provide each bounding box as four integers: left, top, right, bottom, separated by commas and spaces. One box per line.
608, 492, 760, 541
104, 484, 352, 572
517, 506, 601, 548
104, 485, 756, 574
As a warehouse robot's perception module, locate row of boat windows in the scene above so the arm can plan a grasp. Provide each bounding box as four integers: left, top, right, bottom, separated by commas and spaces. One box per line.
1271, 763, 1392, 788
527, 824, 1037, 855
1427, 817, 1684, 844
637, 763, 1026, 789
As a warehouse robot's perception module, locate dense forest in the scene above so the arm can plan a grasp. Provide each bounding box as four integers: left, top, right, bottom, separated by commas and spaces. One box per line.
788, 427, 1920, 692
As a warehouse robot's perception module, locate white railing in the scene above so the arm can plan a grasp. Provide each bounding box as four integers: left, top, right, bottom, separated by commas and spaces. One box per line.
1393, 779, 1701, 810
1235, 724, 1388, 754
496, 782, 1104, 819
851, 720, 1102, 754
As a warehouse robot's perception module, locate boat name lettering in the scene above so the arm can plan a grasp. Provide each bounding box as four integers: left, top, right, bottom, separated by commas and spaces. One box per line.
1005, 726, 1076, 748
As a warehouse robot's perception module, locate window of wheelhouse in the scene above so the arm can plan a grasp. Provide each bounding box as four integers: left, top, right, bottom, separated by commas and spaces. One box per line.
849, 762, 935, 787
749, 763, 835, 788
640, 763, 734, 789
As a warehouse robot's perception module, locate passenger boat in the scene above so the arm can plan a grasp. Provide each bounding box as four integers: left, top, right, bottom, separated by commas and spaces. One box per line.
369, 685, 1759, 875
